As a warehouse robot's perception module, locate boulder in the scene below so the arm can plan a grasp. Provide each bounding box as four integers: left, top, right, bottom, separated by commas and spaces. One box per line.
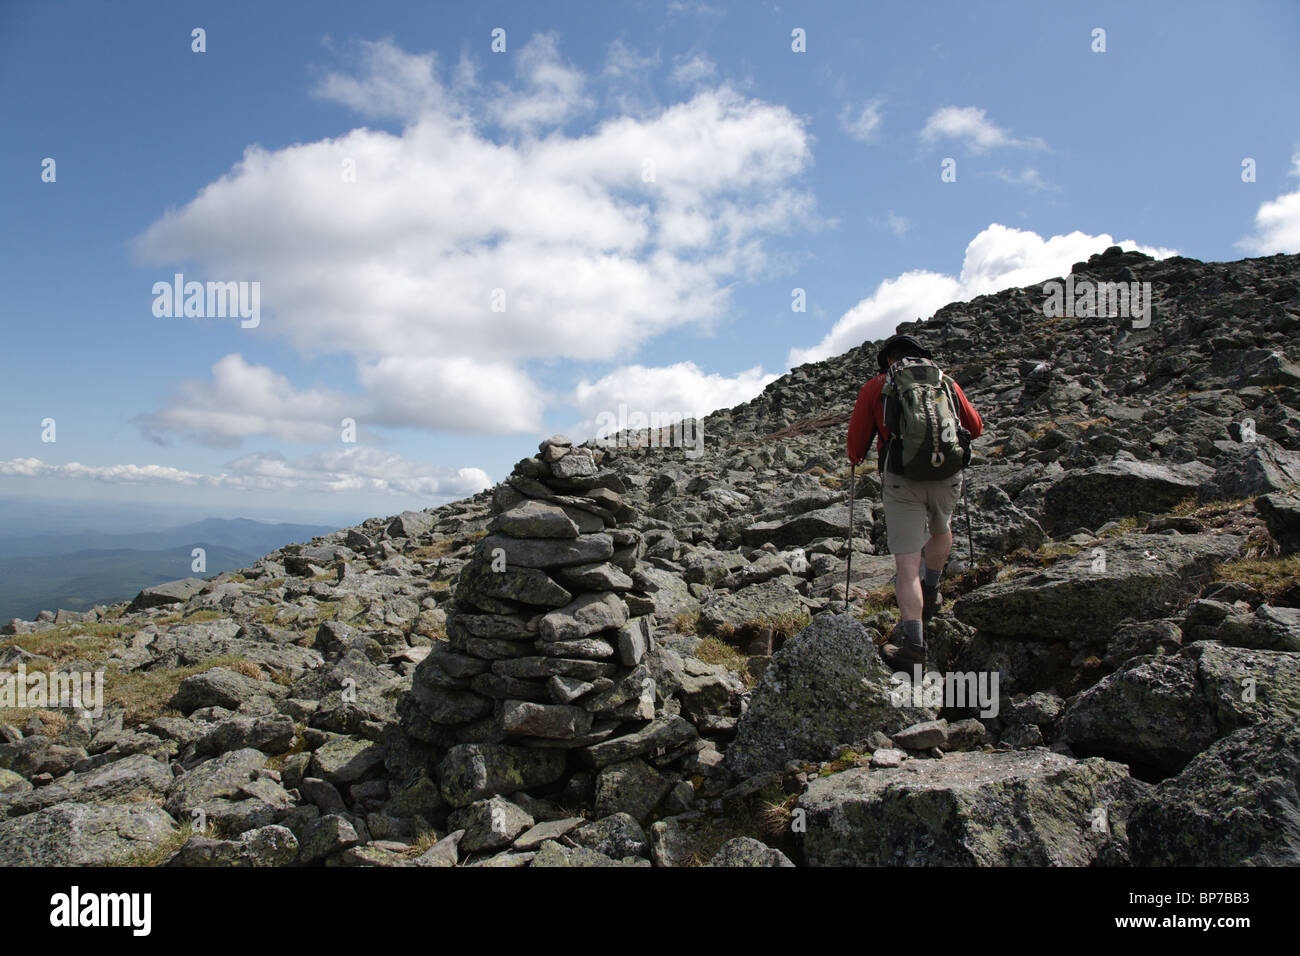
1041, 459, 1212, 535
797, 749, 1146, 866
743, 504, 857, 547
168, 824, 298, 867
456, 559, 572, 610
171, 666, 285, 714
164, 748, 267, 819
0, 802, 180, 865
1255, 491, 1300, 554
129, 577, 207, 611
580, 716, 698, 768
476, 533, 613, 569
387, 510, 434, 539
448, 796, 535, 853
1202, 443, 1300, 500
490, 500, 580, 539
593, 759, 671, 823
953, 533, 1245, 641
500, 700, 593, 739
705, 837, 796, 867
568, 812, 648, 858
1127, 719, 1300, 865
1060, 641, 1300, 774
5, 753, 173, 818
698, 579, 806, 638
437, 743, 568, 807
724, 613, 934, 778
538, 592, 628, 642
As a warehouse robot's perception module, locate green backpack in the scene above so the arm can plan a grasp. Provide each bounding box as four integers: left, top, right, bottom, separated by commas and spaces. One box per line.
881, 356, 971, 480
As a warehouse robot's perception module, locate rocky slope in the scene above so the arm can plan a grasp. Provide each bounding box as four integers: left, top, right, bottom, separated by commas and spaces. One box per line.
3, 245, 1299, 867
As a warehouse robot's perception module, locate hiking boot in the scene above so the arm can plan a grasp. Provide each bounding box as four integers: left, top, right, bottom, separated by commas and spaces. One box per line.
879, 628, 926, 670
921, 584, 943, 621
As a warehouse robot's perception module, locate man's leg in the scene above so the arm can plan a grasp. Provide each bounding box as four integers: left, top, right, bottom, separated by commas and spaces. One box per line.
919, 475, 963, 618
881, 477, 928, 667
924, 528, 953, 573
894, 550, 924, 620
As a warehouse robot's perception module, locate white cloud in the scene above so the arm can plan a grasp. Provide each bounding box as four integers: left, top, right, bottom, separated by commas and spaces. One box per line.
135, 353, 546, 449
571, 361, 778, 438
312, 39, 447, 122
1236, 149, 1300, 255
0, 450, 493, 500
671, 53, 717, 87
920, 105, 1046, 153
133, 37, 815, 447
871, 210, 909, 238
789, 224, 1179, 366
136, 354, 360, 448
839, 96, 884, 142
605, 38, 660, 79
993, 166, 1054, 191
488, 33, 594, 132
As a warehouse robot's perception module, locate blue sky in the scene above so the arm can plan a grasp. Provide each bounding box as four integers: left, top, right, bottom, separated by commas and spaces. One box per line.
2, 0, 1299, 527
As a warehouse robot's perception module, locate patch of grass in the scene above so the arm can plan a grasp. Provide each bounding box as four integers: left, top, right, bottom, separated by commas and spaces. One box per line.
0, 619, 133, 662
706, 610, 816, 645
1167, 495, 1256, 518
14, 708, 70, 737
250, 605, 278, 624
401, 827, 442, 858
670, 611, 700, 635
1096, 515, 1142, 539
817, 749, 866, 776
229, 659, 265, 681
181, 609, 226, 623
1214, 553, 1300, 605
410, 541, 455, 560
105, 822, 193, 867
693, 636, 750, 675
105, 653, 251, 726
762, 610, 812, 643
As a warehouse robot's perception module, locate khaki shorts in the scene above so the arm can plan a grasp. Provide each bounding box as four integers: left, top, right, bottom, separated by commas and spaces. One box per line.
881, 471, 964, 555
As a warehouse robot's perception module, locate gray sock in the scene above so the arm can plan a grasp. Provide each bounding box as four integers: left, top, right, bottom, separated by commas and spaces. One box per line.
901, 619, 923, 644
923, 567, 942, 590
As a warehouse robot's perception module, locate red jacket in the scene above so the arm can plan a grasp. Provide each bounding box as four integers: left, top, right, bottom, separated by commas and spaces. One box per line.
847, 371, 983, 466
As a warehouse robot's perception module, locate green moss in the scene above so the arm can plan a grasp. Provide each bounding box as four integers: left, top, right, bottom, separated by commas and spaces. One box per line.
105, 822, 193, 867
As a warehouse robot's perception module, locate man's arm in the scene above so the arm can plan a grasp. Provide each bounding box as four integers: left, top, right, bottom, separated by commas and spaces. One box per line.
846, 378, 880, 464
951, 381, 983, 439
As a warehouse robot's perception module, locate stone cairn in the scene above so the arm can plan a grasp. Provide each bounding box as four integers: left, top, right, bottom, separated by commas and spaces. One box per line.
398, 435, 699, 810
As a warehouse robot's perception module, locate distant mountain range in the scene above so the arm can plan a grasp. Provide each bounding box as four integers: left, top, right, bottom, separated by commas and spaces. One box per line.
0, 517, 337, 622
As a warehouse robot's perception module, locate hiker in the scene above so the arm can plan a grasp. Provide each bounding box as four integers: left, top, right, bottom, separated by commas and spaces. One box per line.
846, 333, 983, 669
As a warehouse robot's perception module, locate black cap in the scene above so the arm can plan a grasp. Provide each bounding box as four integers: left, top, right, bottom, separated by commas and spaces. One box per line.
876, 333, 933, 372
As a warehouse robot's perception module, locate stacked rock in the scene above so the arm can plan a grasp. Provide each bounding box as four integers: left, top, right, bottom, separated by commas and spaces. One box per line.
399, 436, 688, 806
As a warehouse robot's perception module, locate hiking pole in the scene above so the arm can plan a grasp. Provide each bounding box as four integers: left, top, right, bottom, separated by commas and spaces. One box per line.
845, 463, 856, 612
963, 474, 975, 566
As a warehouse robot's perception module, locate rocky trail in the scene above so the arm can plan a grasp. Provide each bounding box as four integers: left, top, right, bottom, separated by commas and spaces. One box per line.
3, 246, 1300, 867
